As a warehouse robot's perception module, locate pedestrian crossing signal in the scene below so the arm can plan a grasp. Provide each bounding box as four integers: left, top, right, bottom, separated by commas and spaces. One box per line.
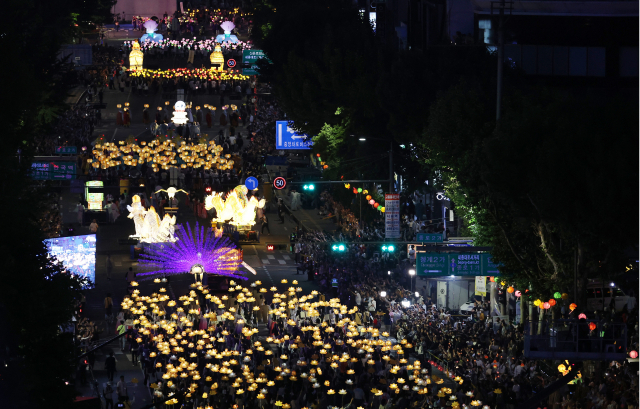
267, 245, 274, 251
303, 184, 315, 191
332, 244, 346, 252
382, 245, 395, 252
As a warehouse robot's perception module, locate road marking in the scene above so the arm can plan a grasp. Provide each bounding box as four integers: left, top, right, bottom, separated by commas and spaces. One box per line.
267, 255, 275, 260
278, 260, 286, 265
261, 259, 270, 264
283, 255, 291, 260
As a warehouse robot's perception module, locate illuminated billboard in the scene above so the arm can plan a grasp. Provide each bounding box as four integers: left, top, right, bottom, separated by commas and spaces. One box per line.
45, 234, 96, 285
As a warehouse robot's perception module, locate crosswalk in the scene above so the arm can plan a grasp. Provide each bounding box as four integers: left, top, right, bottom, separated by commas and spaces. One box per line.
260, 251, 296, 266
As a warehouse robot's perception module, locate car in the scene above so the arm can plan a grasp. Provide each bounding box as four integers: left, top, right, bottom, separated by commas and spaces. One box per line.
459, 299, 477, 315
587, 281, 636, 312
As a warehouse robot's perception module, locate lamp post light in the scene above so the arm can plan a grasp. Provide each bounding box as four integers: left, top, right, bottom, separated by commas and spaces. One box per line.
409, 269, 416, 293
380, 291, 387, 298
357, 137, 394, 194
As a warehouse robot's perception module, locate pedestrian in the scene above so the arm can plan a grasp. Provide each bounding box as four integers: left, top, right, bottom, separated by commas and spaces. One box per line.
76, 201, 85, 226
278, 201, 285, 224
117, 320, 127, 350
103, 381, 115, 409
116, 375, 128, 402
89, 219, 99, 234
126, 267, 135, 283
104, 293, 113, 321
131, 340, 139, 366
105, 352, 117, 382
106, 253, 113, 280
260, 214, 270, 235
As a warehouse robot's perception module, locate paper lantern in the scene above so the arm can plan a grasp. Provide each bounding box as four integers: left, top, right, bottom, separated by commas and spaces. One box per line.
357, 188, 362, 193
533, 299, 541, 307
548, 299, 556, 307
353, 188, 358, 194
561, 293, 569, 300
589, 322, 596, 331
554, 292, 562, 299
557, 364, 566, 372
514, 291, 521, 297
629, 350, 638, 359
569, 303, 577, 311
344, 184, 350, 189
578, 313, 586, 319
507, 286, 514, 294
373, 203, 379, 208
369, 199, 375, 205
543, 302, 550, 309
380, 207, 385, 213
366, 195, 372, 201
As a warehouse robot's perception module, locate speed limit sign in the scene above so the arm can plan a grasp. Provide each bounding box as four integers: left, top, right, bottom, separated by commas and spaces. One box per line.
227, 59, 237, 68
273, 177, 286, 190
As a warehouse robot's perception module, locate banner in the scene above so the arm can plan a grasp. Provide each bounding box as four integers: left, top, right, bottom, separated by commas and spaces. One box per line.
384, 194, 400, 239
475, 276, 486, 296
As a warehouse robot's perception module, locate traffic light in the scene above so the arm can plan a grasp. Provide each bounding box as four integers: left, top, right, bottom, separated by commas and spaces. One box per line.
381, 244, 395, 252
303, 184, 315, 191
331, 243, 346, 252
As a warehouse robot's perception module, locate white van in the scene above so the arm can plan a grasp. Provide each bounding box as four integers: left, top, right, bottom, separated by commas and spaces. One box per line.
586, 282, 636, 312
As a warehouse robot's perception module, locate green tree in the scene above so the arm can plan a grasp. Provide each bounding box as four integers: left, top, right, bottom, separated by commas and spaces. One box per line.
421, 83, 638, 306
0, 0, 112, 407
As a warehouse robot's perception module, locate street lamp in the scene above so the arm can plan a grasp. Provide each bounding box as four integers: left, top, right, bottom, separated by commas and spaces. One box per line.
380, 291, 386, 298
387, 271, 391, 275
409, 269, 416, 293
358, 137, 394, 194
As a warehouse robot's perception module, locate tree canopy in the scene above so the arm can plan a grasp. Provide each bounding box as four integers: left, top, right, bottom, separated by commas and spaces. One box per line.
0, 0, 112, 407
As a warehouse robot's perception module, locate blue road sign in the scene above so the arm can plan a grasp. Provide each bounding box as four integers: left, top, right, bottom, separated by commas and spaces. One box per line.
245, 176, 259, 190
276, 121, 313, 150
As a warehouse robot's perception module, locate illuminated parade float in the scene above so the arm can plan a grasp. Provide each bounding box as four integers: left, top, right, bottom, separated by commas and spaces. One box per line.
137, 222, 255, 282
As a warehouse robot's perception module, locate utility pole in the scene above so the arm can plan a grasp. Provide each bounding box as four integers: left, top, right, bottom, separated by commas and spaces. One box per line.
496, 0, 505, 122
389, 140, 394, 193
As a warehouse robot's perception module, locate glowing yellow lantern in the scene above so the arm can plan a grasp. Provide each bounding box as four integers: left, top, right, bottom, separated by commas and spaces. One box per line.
210, 44, 225, 70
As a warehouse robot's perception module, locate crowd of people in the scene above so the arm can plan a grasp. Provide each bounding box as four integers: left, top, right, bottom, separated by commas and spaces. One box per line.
287, 234, 640, 409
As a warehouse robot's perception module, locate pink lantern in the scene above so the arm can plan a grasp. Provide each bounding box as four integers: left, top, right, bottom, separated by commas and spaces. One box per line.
543, 302, 551, 309
578, 313, 587, 319
514, 291, 521, 297
629, 350, 638, 359
369, 199, 375, 205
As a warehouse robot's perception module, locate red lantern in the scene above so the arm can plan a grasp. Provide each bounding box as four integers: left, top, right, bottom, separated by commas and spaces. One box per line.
548, 299, 556, 307
589, 322, 596, 331
353, 188, 358, 194
373, 203, 379, 208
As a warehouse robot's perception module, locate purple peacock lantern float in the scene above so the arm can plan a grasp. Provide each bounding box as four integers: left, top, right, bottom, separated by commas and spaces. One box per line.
138, 222, 249, 281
